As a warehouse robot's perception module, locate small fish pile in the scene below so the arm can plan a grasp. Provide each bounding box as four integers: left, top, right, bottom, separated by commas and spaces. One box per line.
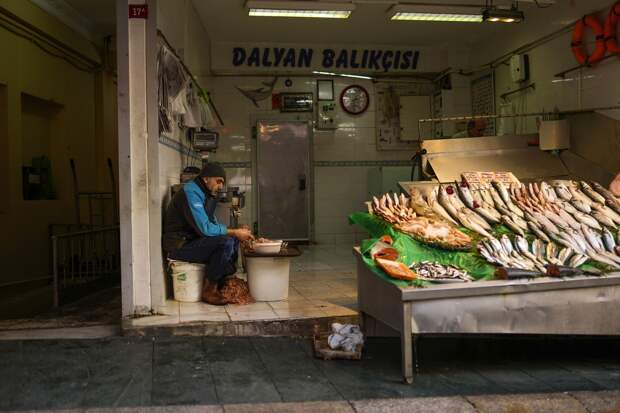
371, 193, 472, 251
409, 261, 474, 282
478, 233, 620, 273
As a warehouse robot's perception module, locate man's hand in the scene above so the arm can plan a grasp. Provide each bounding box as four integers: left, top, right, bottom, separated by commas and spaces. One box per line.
229, 228, 254, 242
610, 173, 620, 197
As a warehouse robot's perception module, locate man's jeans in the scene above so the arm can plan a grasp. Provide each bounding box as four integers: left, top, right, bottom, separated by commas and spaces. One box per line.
169, 236, 239, 283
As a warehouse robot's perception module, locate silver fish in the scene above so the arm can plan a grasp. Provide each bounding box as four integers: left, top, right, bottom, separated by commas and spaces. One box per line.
438, 186, 461, 222
569, 186, 593, 206
456, 182, 475, 209
473, 206, 502, 224
581, 225, 604, 252
540, 181, 557, 203
580, 181, 606, 204
458, 211, 493, 238
428, 187, 459, 226
568, 254, 588, 268
553, 183, 573, 201
532, 239, 545, 260
543, 210, 570, 230
592, 211, 616, 228
571, 231, 590, 254
555, 208, 581, 230
489, 186, 508, 209
558, 247, 574, 265
559, 201, 579, 215
571, 199, 592, 214
501, 234, 514, 255
588, 252, 620, 269
546, 242, 558, 261
602, 228, 617, 252
527, 221, 551, 242
591, 181, 620, 204
514, 235, 529, 255
573, 211, 602, 230
501, 215, 525, 236
591, 203, 620, 225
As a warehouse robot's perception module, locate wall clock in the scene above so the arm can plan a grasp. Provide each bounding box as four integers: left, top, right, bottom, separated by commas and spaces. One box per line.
340, 84, 369, 115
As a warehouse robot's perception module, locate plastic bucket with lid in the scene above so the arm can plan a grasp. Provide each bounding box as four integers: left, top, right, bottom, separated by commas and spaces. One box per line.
169, 260, 205, 302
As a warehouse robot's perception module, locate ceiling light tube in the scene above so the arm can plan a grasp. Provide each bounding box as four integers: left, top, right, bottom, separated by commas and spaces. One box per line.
246, 1, 355, 19
312, 70, 373, 80
388, 4, 483, 22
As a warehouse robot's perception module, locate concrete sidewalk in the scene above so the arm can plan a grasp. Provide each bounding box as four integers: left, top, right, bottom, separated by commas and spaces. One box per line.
2, 335, 620, 412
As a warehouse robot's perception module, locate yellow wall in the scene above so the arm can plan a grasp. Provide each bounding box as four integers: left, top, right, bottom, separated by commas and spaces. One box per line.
0, 0, 116, 285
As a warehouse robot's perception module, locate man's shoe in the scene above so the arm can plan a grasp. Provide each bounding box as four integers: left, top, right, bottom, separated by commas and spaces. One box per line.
201, 279, 228, 305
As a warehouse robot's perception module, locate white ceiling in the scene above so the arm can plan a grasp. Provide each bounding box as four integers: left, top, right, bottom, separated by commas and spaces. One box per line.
40, 0, 615, 55
192, 0, 614, 49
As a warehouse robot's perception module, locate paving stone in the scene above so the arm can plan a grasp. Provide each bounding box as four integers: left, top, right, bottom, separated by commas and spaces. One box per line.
202, 337, 282, 404
352, 396, 476, 413
223, 400, 354, 413
151, 337, 218, 406
467, 393, 588, 413
570, 390, 620, 413
250, 337, 342, 402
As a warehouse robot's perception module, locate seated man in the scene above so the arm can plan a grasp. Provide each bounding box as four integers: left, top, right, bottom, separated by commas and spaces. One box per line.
163, 162, 253, 305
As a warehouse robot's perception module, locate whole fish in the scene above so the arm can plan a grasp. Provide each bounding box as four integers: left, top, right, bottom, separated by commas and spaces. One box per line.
514, 235, 530, 255
501, 215, 525, 236
572, 211, 602, 230
569, 186, 593, 206
428, 187, 459, 226
501, 234, 514, 255
568, 254, 588, 268
472, 205, 502, 224
553, 183, 573, 201
557, 247, 574, 265
592, 211, 616, 228
456, 182, 475, 209
571, 230, 590, 254
559, 200, 579, 215
532, 239, 545, 260
554, 207, 582, 230
571, 199, 592, 214
489, 186, 508, 209
479, 188, 496, 207
602, 228, 617, 253
581, 224, 605, 252
591, 181, 620, 205
527, 221, 551, 242
580, 181, 606, 204
438, 186, 461, 223
458, 211, 493, 238
591, 203, 620, 225
542, 210, 570, 230
546, 242, 558, 261
588, 252, 620, 269
540, 181, 557, 203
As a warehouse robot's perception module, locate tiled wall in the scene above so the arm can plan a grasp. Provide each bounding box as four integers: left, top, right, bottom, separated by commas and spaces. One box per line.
201, 76, 416, 244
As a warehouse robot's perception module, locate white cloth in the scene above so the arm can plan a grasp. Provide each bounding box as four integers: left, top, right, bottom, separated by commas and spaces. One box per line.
327, 323, 363, 352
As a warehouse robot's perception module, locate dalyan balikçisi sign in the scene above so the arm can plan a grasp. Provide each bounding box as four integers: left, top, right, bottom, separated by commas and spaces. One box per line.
231, 47, 420, 72
210, 42, 440, 74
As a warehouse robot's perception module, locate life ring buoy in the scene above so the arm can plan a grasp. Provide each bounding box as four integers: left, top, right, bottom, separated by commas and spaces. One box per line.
571, 14, 607, 66
604, 2, 620, 54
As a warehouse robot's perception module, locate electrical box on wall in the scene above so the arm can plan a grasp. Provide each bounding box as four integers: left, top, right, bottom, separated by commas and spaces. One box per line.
316, 101, 336, 129
510, 54, 529, 83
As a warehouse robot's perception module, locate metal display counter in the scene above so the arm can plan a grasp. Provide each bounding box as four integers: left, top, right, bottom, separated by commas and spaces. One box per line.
354, 247, 620, 384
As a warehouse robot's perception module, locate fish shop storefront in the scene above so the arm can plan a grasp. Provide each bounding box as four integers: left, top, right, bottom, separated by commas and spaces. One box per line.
117, 0, 620, 375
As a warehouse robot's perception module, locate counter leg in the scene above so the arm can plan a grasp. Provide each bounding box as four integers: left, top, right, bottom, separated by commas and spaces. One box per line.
401, 302, 413, 384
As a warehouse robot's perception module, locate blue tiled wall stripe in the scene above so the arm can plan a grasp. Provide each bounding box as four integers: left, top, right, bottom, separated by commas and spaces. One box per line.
216, 160, 413, 168
158, 137, 413, 168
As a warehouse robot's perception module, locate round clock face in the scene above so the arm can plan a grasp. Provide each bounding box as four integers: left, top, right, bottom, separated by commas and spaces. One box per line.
340, 85, 369, 115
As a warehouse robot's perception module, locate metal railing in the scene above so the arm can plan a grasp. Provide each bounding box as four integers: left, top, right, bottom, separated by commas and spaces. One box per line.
50, 225, 120, 307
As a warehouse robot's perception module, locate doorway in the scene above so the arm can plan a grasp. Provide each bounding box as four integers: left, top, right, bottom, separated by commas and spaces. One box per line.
256, 120, 311, 241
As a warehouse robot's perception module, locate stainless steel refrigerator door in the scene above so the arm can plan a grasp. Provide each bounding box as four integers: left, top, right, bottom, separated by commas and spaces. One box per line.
256, 121, 310, 240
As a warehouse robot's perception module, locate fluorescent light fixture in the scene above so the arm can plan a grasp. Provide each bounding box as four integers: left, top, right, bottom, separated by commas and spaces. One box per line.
313, 70, 373, 80
388, 4, 482, 22
246, 1, 355, 18
482, 7, 524, 23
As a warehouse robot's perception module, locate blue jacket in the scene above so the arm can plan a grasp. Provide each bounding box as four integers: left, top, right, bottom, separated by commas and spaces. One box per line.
162, 177, 227, 252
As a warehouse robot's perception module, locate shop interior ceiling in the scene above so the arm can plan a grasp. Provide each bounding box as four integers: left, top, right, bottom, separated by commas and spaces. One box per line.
43, 0, 615, 58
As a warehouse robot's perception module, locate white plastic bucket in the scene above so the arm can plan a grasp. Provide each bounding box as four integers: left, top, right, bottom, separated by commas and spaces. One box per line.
246, 256, 290, 301
169, 261, 205, 302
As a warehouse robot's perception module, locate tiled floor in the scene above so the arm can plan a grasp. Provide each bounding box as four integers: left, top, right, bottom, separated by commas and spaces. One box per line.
131, 245, 359, 327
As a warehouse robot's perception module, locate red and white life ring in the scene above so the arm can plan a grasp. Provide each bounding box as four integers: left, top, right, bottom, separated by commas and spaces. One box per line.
571, 14, 607, 66
604, 2, 620, 55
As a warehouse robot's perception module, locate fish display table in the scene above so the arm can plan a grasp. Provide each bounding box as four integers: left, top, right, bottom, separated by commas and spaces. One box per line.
354, 247, 620, 384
